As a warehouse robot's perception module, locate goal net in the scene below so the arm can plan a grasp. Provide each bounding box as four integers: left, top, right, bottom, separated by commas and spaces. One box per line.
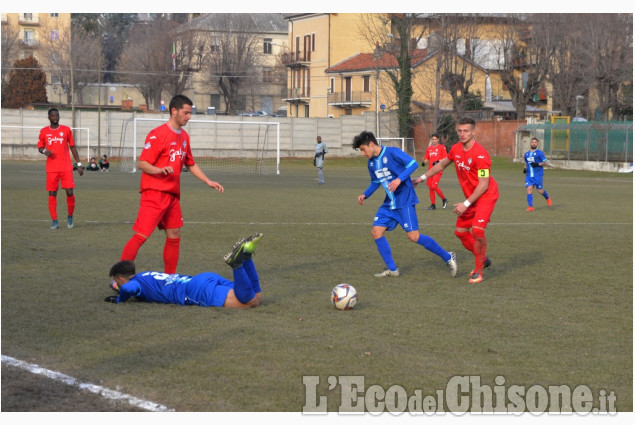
118, 118, 280, 175
377, 137, 416, 158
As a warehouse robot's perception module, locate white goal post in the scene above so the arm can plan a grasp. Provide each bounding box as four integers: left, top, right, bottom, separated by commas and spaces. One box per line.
118, 118, 280, 175
377, 137, 416, 158
1, 125, 91, 161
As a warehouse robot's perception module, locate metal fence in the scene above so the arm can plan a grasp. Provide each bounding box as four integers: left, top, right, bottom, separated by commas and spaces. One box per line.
516, 122, 633, 163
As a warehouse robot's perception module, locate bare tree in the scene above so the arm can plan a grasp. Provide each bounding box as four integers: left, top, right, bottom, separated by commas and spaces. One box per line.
1, 22, 20, 87
430, 14, 488, 120
198, 14, 266, 115
36, 19, 98, 106
119, 16, 206, 110
541, 14, 588, 117
492, 14, 554, 120
582, 14, 633, 120
359, 13, 427, 138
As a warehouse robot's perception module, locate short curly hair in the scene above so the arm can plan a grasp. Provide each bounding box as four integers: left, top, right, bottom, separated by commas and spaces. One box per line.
109, 260, 136, 278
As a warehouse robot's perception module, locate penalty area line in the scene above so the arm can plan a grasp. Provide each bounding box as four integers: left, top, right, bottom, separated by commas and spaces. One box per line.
1, 355, 174, 412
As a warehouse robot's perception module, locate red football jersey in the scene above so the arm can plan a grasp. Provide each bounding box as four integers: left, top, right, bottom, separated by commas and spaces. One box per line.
138, 123, 196, 197
37, 125, 75, 172
447, 141, 498, 200
424, 144, 447, 169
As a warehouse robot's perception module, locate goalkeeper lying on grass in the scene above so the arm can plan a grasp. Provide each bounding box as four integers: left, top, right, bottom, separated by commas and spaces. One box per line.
105, 233, 263, 309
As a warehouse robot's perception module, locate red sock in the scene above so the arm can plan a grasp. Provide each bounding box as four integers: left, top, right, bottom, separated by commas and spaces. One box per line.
67, 194, 75, 217
163, 237, 180, 274
455, 230, 475, 253
121, 234, 146, 262
429, 190, 436, 204
435, 186, 445, 200
48, 196, 57, 221
472, 227, 487, 274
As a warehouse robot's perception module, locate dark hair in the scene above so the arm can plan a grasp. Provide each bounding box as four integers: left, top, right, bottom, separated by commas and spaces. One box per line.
457, 117, 476, 127
431, 132, 440, 139
352, 131, 377, 150
48, 108, 59, 116
109, 260, 136, 278
168, 94, 193, 114
531, 137, 539, 143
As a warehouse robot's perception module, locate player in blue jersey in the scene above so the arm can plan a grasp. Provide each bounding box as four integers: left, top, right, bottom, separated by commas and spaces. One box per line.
523, 137, 552, 211
105, 233, 263, 308
353, 131, 457, 278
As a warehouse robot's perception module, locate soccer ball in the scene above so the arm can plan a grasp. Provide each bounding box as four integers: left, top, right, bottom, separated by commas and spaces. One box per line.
331, 284, 358, 310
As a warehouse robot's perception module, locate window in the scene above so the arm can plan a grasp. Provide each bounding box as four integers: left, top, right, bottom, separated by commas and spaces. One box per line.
210, 94, 220, 109
50, 13, 59, 18
363, 76, 370, 92
312, 33, 315, 51
329, 78, 334, 93
304, 104, 310, 117
263, 68, 274, 83
210, 38, 220, 52
50, 30, 59, 41
23, 29, 35, 45
263, 38, 272, 54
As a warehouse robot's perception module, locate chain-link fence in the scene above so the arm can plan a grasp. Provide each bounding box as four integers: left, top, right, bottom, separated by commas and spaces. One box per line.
516, 122, 633, 163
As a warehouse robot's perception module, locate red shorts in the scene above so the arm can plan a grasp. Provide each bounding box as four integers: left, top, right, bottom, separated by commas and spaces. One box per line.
456, 194, 498, 230
46, 171, 75, 191
132, 189, 183, 236
426, 172, 443, 188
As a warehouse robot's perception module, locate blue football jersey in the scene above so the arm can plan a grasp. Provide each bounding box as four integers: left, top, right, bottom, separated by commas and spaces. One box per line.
524, 149, 547, 178
365, 146, 418, 209
117, 271, 233, 307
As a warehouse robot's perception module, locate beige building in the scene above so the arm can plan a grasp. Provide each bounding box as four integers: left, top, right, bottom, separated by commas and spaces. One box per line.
1, 13, 71, 101
283, 13, 378, 118
180, 13, 289, 115
283, 13, 558, 120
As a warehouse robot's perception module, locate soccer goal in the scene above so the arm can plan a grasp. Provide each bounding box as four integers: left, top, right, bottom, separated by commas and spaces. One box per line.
1, 125, 91, 161
118, 118, 280, 175
377, 137, 416, 158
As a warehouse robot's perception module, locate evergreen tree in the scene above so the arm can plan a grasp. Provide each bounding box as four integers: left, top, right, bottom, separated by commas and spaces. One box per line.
2, 56, 48, 108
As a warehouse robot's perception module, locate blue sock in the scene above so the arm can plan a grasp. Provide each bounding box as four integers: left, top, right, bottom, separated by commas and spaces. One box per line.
417, 234, 450, 262
232, 266, 256, 304
542, 190, 549, 200
242, 258, 261, 294
527, 194, 533, 207
375, 237, 397, 271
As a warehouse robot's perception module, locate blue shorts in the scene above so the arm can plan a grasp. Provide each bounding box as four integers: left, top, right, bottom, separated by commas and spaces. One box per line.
373, 204, 419, 233
525, 176, 544, 189
184, 272, 233, 307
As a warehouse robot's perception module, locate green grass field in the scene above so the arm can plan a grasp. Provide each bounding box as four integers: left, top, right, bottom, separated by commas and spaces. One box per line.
1, 157, 632, 412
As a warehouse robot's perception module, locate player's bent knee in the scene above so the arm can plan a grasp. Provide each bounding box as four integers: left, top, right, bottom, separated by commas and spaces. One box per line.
223, 290, 258, 309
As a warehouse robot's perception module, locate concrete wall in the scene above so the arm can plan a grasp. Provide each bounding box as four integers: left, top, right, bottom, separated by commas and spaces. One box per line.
1, 108, 399, 161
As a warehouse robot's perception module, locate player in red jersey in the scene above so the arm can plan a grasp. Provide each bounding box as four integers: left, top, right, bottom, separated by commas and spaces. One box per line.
37, 108, 84, 230
120, 94, 224, 274
421, 133, 448, 210
412, 118, 499, 283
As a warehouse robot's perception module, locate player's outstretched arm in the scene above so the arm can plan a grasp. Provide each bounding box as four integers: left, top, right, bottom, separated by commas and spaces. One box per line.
186, 163, 224, 193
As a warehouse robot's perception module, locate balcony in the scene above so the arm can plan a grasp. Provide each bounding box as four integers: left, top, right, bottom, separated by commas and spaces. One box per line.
19, 39, 39, 49
18, 15, 39, 25
281, 51, 310, 68
327, 91, 372, 108
283, 87, 310, 104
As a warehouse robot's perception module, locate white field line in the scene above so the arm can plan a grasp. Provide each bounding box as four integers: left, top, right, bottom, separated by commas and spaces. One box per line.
1, 355, 174, 412
0, 218, 632, 226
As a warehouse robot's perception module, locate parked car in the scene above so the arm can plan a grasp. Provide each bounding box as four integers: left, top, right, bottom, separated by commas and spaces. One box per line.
274, 106, 287, 117
239, 110, 269, 117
